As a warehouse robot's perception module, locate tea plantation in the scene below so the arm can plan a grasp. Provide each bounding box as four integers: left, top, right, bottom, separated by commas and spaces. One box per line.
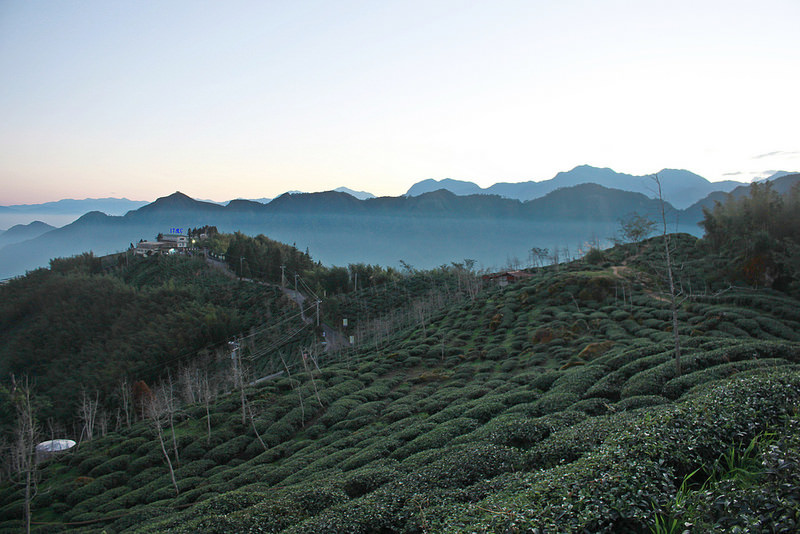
2, 236, 800, 533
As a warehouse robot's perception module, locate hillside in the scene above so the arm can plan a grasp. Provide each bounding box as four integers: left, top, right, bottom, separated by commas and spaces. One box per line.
1, 232, 800, 532
0, 253, 312, 427
0, 221, 55, 248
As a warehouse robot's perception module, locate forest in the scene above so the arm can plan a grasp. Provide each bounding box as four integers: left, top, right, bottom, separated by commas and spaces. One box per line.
0, 253, 312, 432
0, 180, 799, 533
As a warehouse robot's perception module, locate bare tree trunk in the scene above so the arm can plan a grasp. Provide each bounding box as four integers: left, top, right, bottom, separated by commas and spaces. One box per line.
79, 390, 99, 442
155, 418, 179, 495
653, 175, 682, 376
301, 349, 323, 407
24, 468, 31, 534
246, 401, 268, 452
146, 391, 179, 496
98, 410, 108, 437
165, 375, 180, 465
236, 359, 247, 426
120, 379, 132, 428
279, 352, 304, 422
201, 371, 213, 444
11, 376, 39, 534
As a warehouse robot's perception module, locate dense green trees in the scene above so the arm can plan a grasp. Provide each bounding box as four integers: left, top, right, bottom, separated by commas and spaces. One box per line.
222, 232, 315, 282
0, 255, 306, 427
213, 232, 401, 296
701, 181, 800, 294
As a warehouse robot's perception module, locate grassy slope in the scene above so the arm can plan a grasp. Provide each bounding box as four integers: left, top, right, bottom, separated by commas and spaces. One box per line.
1, 237, 800, 532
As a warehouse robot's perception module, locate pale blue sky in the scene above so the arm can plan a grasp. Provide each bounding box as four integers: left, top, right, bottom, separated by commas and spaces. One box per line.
1, 0, 798, 204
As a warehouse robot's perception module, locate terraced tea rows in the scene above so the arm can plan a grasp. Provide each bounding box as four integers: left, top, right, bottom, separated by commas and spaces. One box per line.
2, 247, 799, 533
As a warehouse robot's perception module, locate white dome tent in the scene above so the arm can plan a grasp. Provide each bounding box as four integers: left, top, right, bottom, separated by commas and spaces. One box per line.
35, 439, 76, 462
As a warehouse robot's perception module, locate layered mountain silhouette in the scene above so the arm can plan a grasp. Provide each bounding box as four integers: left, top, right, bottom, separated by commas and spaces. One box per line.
3, 197, 149, 215
2, 170, 797, 279
334, 186, 375, 200
0, 221, 55, 248
0, 197, 151, 228
406, 165, 746, 209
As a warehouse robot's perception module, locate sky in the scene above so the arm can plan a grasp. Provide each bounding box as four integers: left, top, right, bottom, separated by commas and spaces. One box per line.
1, 0, 799, 204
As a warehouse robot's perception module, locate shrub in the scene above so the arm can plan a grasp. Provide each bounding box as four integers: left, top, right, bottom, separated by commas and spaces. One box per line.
66, 485, 129, 519
530, 371, 561, 392
128, 452, 160, 473
65, 473, 120, 507
486, 346, 508, 360
175, 459, 216, 479
89, 454, 131, 478
416, 442, 522, 489
525, 413, 629, 470
614, 395, 670, 411
550, 365, 609, 396
463, 400, 506, 423
108, 436, 148, 456
571, 397, 609, 416
584, 248, 605, 265
530, 391, 580, 416
127, 466, 165, 488
620, 342, 797, 399
204, 435, 252, 464
342, 462, 399, 498
587, 350, 672, 400
76, 454, 106, 475
661, 358, 792, 400
391, 418, 479, 459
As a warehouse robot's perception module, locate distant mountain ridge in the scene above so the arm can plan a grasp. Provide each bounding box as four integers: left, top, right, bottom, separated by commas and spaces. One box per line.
3, 197, 149, 215
2, 172, 798, 279
0, 220, 55, 248
334, 187, 375, 200
0, 197, 152, 228
406, 165, 757, 209
0, 183, 694, 278
406, 178, 484, 197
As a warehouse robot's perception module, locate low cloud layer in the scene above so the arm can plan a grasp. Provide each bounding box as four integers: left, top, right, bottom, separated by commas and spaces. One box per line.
753, 150, 800, 160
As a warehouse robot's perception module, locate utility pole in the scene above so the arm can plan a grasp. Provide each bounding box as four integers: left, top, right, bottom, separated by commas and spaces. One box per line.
280, 265, 286, 287
294, 274, 299, 293
239, 256, 244, 279
316, 299, 320, 326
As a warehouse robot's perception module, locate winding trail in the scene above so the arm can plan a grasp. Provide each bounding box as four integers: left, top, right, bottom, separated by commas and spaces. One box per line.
205, 255, 350, 352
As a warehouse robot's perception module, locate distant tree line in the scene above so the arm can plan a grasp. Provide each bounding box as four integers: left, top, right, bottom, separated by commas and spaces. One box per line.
208, 231, 403, 296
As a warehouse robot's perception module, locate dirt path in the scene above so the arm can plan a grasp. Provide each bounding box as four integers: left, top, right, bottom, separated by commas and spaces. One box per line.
205, 256, 350, 352
610, 265, 628, 278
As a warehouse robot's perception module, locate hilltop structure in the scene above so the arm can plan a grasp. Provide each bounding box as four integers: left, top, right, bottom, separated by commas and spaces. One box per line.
134, 231, 189, 256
